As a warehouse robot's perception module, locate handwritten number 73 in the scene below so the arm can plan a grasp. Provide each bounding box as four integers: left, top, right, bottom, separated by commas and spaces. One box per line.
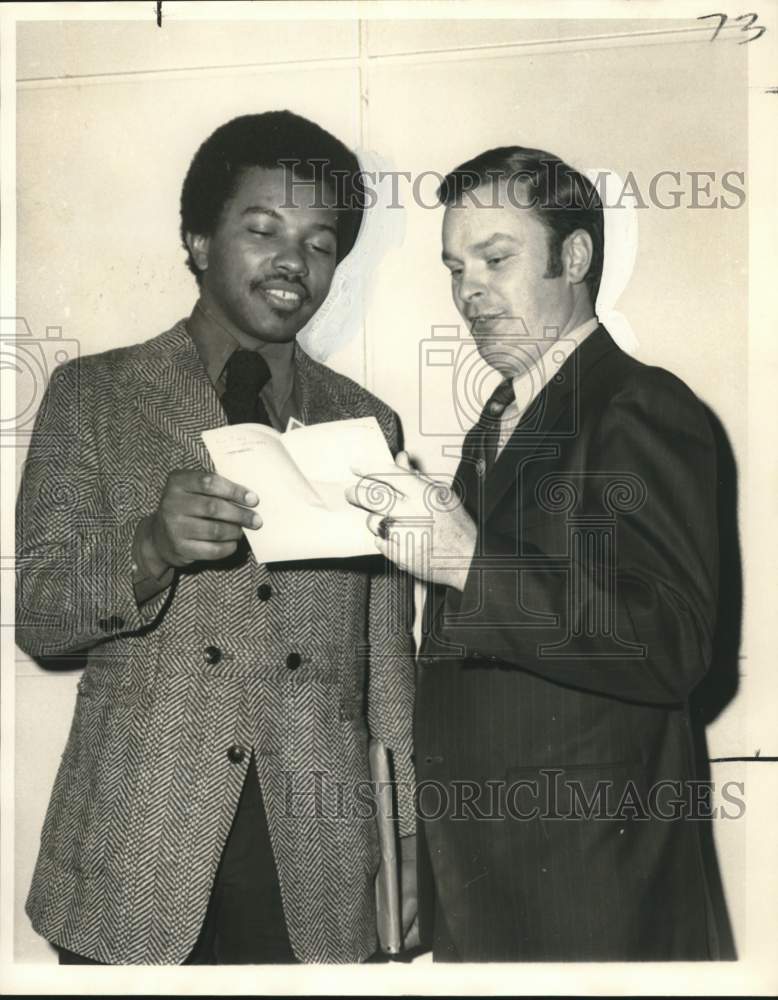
698, 12, 767, 43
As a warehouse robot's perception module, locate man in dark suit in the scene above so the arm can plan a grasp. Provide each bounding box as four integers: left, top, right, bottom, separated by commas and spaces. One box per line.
348, 146, 727, 960
16, 111, 416, 965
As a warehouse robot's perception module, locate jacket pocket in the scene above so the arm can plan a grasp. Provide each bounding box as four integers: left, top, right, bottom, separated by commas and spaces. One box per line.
42, 672, 152, 876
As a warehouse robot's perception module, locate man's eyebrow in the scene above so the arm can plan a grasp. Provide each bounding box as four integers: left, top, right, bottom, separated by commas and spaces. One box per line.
471, 232, 518, 253
442, 231, 518, 263
242, 205, 280, 219
241, 206, 337, 237
310, 221, 338, 237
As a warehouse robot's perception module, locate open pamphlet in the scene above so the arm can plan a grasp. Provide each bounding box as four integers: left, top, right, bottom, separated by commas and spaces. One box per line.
201, 416, 394, 563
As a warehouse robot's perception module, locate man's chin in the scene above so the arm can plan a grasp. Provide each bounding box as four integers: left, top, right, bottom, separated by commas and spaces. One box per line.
477, 338, 550, 374
247, 330, 301, 346
245, 311, 310, 343
476, 342, 520, 373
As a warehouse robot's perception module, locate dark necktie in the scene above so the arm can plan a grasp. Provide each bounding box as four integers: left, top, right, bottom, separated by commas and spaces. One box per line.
222, 349, 273, 427
479, 377, 515, 471
452, 377, 515, 517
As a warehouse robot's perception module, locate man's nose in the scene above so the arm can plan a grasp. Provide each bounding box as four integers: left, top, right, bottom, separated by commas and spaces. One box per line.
458, 271, 485, 303
272, 242, 309, 277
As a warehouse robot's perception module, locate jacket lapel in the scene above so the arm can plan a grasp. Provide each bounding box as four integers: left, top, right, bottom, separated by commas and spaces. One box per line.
129, 321, 226, 470
295, 345, 355, 425
481, 326, 617, 521
452, 420, 487, 516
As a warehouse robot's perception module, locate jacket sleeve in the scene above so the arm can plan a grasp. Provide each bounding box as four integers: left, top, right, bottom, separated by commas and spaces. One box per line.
366, 408, 417, 836
432, 368, 719, 705
15, 359, 168, 658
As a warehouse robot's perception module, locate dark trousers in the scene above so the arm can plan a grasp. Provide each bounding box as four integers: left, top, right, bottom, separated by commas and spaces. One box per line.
58, 755, 296, 966
432, 892, 460, 962
416, 819, 459, 963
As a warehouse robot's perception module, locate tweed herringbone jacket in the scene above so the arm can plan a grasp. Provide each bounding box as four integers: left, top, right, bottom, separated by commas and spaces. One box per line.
16, 321, 416, 965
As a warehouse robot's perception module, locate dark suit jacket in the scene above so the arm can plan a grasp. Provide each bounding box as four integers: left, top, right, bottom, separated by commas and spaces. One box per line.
416, 326, 724, 961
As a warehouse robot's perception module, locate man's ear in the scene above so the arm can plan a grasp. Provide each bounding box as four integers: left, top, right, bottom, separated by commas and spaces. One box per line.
185, 232, 210, 275
563, 229, 594, 286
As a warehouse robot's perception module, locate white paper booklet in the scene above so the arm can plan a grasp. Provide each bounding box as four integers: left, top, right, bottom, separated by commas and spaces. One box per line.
201, 416, 394, 563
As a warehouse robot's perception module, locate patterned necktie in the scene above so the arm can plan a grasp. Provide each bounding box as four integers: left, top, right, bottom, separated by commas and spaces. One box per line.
452, 377, 515, 517
221, 349, 273, 427
479, 377, 515, 471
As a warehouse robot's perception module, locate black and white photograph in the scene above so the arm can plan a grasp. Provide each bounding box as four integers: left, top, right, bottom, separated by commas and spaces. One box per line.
0, 1, 776, 994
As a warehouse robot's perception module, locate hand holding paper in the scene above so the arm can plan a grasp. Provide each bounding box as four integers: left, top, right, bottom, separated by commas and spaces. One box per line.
145, 469, 261, 569
346, 451, 478, 589
202, 416, 395, 563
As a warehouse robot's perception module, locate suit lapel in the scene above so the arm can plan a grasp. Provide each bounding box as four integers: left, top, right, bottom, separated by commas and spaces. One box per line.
452, 420, 486, 515
129, 322, 226, 470
295, 345, 354, 425
481, 326, 617, 521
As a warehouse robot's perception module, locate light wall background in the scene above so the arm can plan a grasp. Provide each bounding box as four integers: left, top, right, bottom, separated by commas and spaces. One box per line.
13, 15, 760, 963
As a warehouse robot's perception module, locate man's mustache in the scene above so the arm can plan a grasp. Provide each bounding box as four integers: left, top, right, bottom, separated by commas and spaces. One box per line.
251, 275, 310, 299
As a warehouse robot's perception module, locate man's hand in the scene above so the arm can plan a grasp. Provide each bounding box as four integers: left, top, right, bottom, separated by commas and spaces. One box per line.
345, 452, 476, 590
147, 470, 261, 569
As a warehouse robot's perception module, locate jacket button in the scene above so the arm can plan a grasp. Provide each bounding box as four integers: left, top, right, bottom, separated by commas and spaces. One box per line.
204, 645, 222, 665
98, 615, 125, 633
227, 744, 246, 764
286, 652, 301, 671
256, 583, 272, 602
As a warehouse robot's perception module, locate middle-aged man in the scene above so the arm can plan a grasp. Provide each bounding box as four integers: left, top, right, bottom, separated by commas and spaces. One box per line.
349, 145, 727, 960
16, 111, 416, 965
